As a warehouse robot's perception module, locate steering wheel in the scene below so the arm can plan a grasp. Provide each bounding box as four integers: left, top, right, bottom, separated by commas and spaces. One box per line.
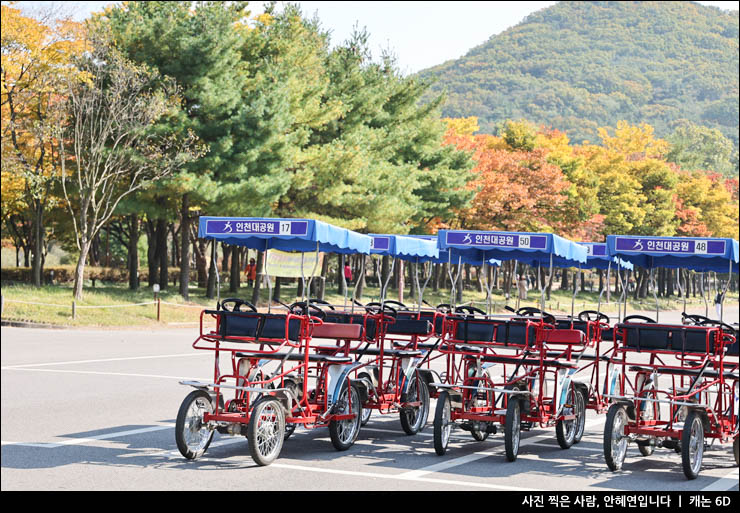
436, 303, 453, 313
681, 313, 713, 326
219, 297, 257, 312
515, 307, 556, 325
578, 310, 610, 323
699, 319, 737, 336
308, 298, 335, 311
455, 305, 487, 316
622, 315, 656, 324
381, 300, 409, 311
288, 301, 326, 320
364, 302, 398, 316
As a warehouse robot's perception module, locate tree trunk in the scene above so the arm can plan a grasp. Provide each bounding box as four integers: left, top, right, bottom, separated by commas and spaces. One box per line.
398, 259, 405, 303
561, 268, 569, 290
73, 238, 92, 300
31, 201, 43, 287
409, 262, 417, 300
128, 213, 140, 290
157, 217, 168, 290
222, 243, 231, 274
251, 251, 265, 305
206, 241, 217, 299
146, 219, 158, 288
337, 254, 346, 295
356, 256, 366, 300
179, 194, 190, 299
230, 245, 240, 293
196, 237, 207, 288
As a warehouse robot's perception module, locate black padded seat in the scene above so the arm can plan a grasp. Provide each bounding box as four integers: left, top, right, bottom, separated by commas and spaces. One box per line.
213, 311, 301, 341
452, 320, 498, 343
619, 324, 719, 354
235, 352, 352, 364
628, 364, 738, 380
503, 322, 538, 347
385, 319, 433, 336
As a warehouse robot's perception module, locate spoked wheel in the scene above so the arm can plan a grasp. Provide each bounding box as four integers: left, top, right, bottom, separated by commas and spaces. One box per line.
681, 410, 705, 480
604, 403, 629, 471
400, 375, 430, 435
556, 386, 585, 449
329, 383, 362, 451
433, 391, 452, 456
504, 396, 522, 462
637, 391, 658, 456
574, 388, 589, 444
282, 378, 300, 441
175, 390, 216, 460
360, 405, 372, 426
358, 372, 373, 426
247, 397, 285, 466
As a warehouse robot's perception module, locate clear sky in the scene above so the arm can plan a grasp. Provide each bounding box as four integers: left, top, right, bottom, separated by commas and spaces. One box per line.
10, 1, 740, 74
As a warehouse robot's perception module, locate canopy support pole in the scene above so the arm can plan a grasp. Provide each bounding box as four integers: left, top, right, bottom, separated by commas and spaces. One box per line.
676, 268, 687, 316
511, 260, 519, 311
305, 242, 320, 311
482, 259, 495, 315
597, 261, 610, 319
448, 254, 462, 308
616, 262, 626, 323
649, 268, 659, 322
571, 263, 581, 319
415, 259, 432, 313
211, 241, 220, 307
264, 249, 271, 314
351, 256, 365, 314
700, 272, 709, 318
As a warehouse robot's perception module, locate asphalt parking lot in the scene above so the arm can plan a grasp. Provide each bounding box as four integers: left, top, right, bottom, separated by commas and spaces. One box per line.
1, 317, 738, 492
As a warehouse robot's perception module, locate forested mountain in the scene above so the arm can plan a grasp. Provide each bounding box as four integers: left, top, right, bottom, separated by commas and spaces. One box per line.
419, 1, 739, 166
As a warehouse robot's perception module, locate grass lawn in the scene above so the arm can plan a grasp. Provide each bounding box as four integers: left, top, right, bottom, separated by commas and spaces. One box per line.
2, 277, 735, 328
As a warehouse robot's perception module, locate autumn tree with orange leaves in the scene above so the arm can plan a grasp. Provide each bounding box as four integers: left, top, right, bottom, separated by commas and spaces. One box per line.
1, 3, 84, 286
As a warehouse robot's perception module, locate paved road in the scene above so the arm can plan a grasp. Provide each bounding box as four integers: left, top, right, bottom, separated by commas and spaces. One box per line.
1, 314, 738, 491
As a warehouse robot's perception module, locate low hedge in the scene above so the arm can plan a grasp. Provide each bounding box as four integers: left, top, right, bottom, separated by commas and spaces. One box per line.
1, 266, 200, 285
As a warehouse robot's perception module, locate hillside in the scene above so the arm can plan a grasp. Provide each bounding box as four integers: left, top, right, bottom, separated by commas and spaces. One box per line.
419, 1, 739, 153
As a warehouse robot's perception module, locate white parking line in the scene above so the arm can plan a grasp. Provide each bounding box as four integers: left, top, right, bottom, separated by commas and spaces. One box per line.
269, 462, 538, 491
0, 367, 207, 381
1, 424, 175, 448
1, 353, 205, 369
701, 470, 740, 491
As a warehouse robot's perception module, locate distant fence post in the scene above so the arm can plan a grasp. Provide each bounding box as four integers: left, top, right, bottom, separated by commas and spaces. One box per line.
1, 293, 4, 317
157, 297, 161, 322
72, 300, 76, 320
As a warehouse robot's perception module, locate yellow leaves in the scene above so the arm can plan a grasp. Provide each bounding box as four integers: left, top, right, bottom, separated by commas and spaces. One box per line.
597, 120, 669, 160
254, 13, 273, 26
443, 116, 479, 138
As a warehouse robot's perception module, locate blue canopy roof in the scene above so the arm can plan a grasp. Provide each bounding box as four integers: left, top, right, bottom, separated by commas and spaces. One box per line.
550, 242, 633, 271
369, 234, 439, 262
409, 235, 500, 266
198, 217, 372, 254
437, 230, 587, 266
606, 235, 739, 272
